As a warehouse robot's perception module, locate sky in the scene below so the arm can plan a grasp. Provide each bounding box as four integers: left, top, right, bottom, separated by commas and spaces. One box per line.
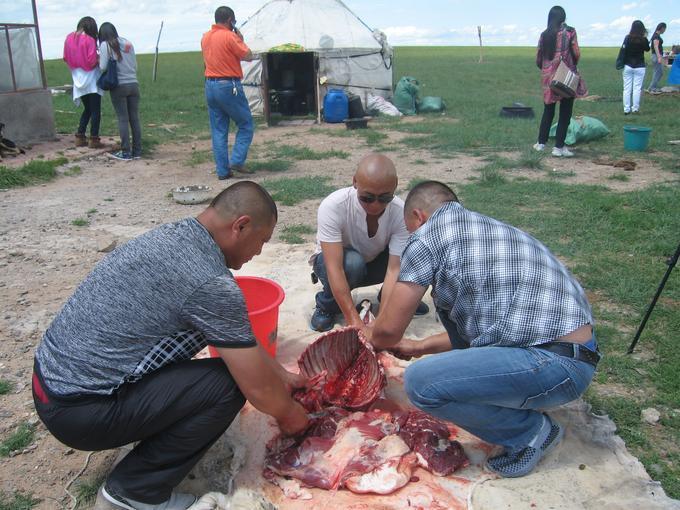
5, 0, 680, 59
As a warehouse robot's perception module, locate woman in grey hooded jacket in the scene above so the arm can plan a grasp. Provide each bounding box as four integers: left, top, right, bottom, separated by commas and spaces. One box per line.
99, 22, 142, 160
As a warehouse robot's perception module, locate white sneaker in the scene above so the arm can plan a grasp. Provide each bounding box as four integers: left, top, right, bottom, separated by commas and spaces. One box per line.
552, 147, 574, 158
532, 143, 545, 152
102, 485, 197, 510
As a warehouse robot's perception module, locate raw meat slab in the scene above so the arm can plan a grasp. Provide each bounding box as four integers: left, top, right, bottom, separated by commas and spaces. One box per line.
223, 356, 494, 509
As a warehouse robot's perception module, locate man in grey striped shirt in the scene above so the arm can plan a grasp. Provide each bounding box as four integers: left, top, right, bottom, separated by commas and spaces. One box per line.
33, 181, 309, 510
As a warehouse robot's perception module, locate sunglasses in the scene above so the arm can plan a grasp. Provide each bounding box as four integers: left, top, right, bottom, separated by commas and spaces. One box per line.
358, 193, 394, 204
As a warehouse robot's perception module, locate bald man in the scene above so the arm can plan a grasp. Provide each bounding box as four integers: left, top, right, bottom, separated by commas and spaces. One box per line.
310, 153, 428, 332
370, 180, 599, 479
32, 182, 309, 510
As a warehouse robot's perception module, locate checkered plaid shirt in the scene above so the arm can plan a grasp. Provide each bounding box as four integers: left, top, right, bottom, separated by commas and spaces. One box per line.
399, 202, 593, 347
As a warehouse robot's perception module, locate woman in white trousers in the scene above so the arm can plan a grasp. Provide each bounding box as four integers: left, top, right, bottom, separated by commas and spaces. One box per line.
621, 20, 650, 114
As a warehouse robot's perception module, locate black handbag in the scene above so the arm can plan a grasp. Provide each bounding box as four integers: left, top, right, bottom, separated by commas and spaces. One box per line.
616, 36, 628, 70
97, 46, 118, 91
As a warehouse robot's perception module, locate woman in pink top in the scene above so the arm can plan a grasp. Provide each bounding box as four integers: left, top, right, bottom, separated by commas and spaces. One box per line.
533, 6, 587, 158
63, 17, 104, 149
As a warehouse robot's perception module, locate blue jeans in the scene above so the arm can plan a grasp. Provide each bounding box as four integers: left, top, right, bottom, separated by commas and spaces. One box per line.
405, 315, 596, 450
205, 78, 254, 178
312, 247, 389, 314
648, 53, 664, 91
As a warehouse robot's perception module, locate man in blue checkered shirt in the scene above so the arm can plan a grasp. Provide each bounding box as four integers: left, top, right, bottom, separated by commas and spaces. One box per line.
370, 181, 600, 478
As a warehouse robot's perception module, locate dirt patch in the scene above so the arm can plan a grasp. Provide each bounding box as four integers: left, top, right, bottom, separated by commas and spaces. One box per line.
540, 155, 676, 191
586, 290, 638, 333
591, 382, 654, 401
0, 122, 677, 508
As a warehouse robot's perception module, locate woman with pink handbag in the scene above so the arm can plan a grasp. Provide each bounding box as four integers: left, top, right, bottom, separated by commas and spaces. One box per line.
533, 6, 587, 158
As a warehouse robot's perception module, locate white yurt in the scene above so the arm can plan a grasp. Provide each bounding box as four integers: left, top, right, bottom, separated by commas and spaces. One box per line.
239, 0, 393, 121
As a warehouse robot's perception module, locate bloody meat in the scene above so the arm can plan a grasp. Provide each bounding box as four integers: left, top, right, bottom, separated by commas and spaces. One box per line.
265, 327, 468, 497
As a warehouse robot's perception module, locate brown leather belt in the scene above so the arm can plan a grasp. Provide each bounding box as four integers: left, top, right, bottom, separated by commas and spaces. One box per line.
536, 341, 601, 367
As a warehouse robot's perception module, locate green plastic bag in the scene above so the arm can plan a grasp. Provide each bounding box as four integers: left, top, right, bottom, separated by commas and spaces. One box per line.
393, 76, 420, 116
418, 96, 446, 113
549, 116, 610, 145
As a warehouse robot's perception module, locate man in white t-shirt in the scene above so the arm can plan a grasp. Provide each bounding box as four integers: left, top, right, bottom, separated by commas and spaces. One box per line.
310, 153, 429, 331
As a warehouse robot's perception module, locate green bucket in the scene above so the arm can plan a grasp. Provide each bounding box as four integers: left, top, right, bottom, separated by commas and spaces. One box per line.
623, 125, 652, 151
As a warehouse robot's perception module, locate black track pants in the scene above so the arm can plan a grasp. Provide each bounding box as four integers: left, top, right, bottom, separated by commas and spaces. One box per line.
33, 358, 245, 504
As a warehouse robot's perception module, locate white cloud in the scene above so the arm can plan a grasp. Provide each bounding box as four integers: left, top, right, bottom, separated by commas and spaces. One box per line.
382, 26, 435, 39
448, 26, 478, 35
609, 16, 636, 30
587, 15, 652, 35
35, 0, 264, 58
35, 0, 655, 59
579, 14, 654, 46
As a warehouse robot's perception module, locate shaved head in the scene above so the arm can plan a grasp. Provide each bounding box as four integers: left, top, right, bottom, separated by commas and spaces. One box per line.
354, 153, 397, 189
404, 181, 459, 216
209, 181, 277, 227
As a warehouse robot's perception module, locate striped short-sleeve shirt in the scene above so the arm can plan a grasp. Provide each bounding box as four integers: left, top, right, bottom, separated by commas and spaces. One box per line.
35, 218, 256, 397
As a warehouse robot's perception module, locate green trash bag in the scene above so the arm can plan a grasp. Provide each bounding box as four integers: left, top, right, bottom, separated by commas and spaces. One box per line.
418, 96, 446, 113
393, 76, 420, 116
549, 116, 610, 145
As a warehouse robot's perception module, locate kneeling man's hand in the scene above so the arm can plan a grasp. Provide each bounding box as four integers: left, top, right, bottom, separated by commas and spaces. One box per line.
389, 338, 424, 360
281, 370, 309, 393
277, 402, 310, 436
359, 323, 373, 342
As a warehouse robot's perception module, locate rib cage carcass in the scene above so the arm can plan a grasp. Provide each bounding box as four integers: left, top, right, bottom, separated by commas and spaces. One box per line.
294, 327, 386, 412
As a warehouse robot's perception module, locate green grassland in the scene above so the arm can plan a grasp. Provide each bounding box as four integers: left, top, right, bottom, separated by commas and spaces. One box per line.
44, 46, 679, 169
41, 47, 680, 498
393, 46, 678, 168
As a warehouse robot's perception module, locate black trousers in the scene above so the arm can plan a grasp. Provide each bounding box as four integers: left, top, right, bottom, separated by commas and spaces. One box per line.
33, 358, 245, 504
77, 93, 101, 137
537, 97, 574, 148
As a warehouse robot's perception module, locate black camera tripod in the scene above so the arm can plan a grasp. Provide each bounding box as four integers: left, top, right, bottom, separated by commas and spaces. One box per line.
627, 241, 680, 354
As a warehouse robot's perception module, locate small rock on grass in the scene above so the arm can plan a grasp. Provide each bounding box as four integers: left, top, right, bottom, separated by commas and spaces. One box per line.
642, 407, 661, 424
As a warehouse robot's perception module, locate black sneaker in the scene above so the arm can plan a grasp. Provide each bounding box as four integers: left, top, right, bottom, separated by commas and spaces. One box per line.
109, 150, 132, 161
486, 414, 564, 478
310, 307, 335, 332
415, 301, 430, 316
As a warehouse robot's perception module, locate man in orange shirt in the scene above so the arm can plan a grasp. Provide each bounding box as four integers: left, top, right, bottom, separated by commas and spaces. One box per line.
201, 6, 255, 180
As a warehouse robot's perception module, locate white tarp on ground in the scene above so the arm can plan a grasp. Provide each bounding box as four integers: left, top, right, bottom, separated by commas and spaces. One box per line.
94, 242, 680, 509
239, 0, 393, 116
